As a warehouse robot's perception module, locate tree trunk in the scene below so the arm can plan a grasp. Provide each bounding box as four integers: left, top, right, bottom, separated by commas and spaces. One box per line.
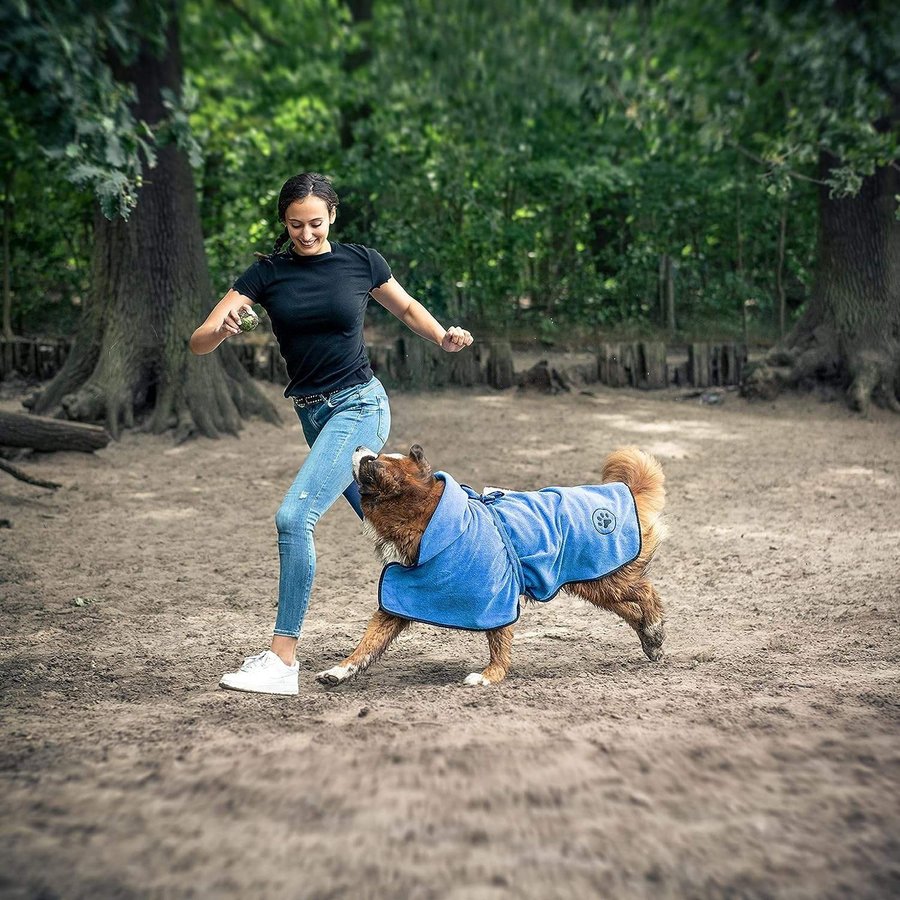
29, 8, 279, 440
2, 168, 12, 340
664, 254, 675, 334
776, 201, 787, 339
744, 153, 900, 413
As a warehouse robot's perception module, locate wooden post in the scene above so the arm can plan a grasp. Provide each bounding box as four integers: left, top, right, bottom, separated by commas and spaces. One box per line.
636, 341, 668, 389
446, 344, 482, 387
622, 342, 638, 387
37, 343, 53, 379
709, 344, 721, 386
598, 343, 610, 385
486, 340, 514, 389
395, 336, 447, 388
670, 361, 689, 386
689, 342, 710, 387
599, 343, 628, 388
722, 343, 736, 385
724, 343, 748, 386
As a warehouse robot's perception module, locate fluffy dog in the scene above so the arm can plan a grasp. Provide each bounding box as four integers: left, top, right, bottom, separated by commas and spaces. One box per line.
316, 445, 666, 687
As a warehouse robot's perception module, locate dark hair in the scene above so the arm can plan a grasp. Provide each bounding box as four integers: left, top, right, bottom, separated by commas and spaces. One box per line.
267, 172, 340, 256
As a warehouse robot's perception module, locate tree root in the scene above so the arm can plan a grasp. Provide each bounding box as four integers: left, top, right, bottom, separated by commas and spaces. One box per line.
847, 352, 900, 415
0, 458, 60, 489
741, 364, 792, 401
48, 342, 282, 441
743, 337, 900, 414
29, 343, 101, 418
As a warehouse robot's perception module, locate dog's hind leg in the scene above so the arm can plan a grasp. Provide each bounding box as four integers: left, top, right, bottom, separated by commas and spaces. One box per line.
464, 625, 513, 686
316, 610, 410, 686
570, 576, 666, 661
626, 580, 666, 661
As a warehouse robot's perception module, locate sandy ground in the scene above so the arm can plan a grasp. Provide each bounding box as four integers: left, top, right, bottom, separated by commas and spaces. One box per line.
1, 378, 899, 900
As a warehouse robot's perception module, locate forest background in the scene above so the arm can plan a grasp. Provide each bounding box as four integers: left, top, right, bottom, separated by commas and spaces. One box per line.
1, 0, 898, 437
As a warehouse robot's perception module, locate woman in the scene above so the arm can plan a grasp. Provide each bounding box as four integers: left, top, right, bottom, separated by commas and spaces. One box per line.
190, 172, 473, 695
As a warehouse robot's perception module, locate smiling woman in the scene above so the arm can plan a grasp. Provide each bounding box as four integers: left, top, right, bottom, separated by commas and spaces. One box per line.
283, 197, 334, 256
189, 171, 474, 696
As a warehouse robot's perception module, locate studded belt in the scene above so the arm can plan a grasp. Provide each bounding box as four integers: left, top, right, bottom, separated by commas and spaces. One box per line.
291, 389, 341, 408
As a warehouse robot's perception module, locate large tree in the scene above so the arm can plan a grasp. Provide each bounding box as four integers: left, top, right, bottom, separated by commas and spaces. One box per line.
776, 149, 900, 412
584, 0, 899, 410
1, 0, 278, 438
728, 0, 900, 411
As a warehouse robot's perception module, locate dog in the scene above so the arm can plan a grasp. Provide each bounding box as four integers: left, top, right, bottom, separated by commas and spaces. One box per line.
316, 445, 666, 687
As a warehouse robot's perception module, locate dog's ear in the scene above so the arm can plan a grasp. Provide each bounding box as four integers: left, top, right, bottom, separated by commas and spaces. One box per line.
408, 444, 432, 476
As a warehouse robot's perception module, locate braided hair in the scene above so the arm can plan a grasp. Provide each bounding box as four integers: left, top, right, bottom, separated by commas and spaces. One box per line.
258, 173, 340, 259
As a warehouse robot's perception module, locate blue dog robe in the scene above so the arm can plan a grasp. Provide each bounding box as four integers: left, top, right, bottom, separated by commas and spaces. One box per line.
377, 472, 642, 631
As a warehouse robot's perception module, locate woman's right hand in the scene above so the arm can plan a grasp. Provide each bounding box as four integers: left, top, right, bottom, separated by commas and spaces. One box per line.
189, 291, 255, 355
215, 306, 245, 338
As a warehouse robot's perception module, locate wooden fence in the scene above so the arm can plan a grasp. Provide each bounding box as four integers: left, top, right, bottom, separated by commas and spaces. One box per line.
1, 337, 747, 391
1, 338, 71, 382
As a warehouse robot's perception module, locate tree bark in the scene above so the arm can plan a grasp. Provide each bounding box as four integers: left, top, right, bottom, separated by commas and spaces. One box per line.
0, 410, 109, 452
776, 201, 787, 339
2, 168, 12, 340
744, 153, 900, 412
28, 6, 279, 440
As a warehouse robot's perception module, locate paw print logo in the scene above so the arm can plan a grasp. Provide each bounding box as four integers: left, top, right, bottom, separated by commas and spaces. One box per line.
592, 508, 616, 535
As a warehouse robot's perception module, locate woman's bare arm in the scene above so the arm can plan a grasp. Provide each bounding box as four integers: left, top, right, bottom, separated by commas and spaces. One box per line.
189, 289, 255, 355
371, 278, 473, 352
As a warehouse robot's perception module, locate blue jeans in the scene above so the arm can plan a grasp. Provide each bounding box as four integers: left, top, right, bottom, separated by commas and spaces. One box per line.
273, 377, 391, 638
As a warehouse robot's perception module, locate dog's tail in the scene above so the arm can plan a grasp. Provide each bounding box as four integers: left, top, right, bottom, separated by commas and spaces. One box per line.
602, 447, 667, 551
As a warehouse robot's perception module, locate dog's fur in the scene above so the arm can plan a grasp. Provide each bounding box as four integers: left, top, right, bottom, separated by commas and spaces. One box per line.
316, 445, 666, 687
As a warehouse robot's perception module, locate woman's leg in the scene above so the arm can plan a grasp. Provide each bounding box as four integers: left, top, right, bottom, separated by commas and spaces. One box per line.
271, 381, 390, 660
297, 403, 366, 520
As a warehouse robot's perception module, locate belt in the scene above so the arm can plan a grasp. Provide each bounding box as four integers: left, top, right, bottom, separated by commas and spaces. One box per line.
291, 388, 342, 408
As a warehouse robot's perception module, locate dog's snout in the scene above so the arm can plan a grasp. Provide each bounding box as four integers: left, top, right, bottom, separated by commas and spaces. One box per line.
351, 446, 378, 481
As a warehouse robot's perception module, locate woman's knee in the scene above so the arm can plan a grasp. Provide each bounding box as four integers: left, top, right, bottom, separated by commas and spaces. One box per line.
275, 491, 318, 537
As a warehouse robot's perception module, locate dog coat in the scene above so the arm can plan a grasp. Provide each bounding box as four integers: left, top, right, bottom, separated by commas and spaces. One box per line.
377, 472, 642, 631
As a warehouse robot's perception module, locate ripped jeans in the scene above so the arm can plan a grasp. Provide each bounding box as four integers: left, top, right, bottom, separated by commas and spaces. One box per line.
273, 376, 390, 638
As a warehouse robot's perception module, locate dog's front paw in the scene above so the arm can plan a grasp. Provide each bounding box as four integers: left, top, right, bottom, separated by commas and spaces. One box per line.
463, 672, 493, 687
316, 664, 358, 686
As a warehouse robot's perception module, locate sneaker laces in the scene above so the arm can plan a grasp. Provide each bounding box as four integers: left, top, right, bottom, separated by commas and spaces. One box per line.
239, 650, 272, 672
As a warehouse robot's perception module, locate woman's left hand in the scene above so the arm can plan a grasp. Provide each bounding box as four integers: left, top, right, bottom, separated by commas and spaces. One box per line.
441, 326, 474, 352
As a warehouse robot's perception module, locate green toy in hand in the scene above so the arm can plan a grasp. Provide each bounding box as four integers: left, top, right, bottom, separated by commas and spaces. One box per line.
238, 306, 259, 332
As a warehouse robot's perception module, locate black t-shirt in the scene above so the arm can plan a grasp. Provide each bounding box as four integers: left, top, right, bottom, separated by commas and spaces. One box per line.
232, 241, 392, 398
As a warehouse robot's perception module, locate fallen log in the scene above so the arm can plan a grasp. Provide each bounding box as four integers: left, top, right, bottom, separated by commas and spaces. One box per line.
0, 410, 110, 452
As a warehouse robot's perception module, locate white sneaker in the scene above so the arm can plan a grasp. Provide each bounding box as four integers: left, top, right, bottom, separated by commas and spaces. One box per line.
219, 650, 299, 696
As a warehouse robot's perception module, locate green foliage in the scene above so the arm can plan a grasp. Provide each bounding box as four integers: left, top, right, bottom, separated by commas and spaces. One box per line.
342, 0, 633, 329
0, 0, 199, 220
3, 0, 896, 341
0, 157, 93, 337
181, 0, 350, 290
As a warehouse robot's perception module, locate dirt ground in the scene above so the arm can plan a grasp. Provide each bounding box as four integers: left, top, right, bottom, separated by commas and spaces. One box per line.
1, 377, 899, 900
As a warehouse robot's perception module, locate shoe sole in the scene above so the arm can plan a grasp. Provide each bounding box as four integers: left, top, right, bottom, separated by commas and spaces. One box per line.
219, 680, 298, 696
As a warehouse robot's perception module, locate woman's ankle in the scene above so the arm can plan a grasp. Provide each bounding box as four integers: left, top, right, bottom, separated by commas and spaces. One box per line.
271, 634, 298, 666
